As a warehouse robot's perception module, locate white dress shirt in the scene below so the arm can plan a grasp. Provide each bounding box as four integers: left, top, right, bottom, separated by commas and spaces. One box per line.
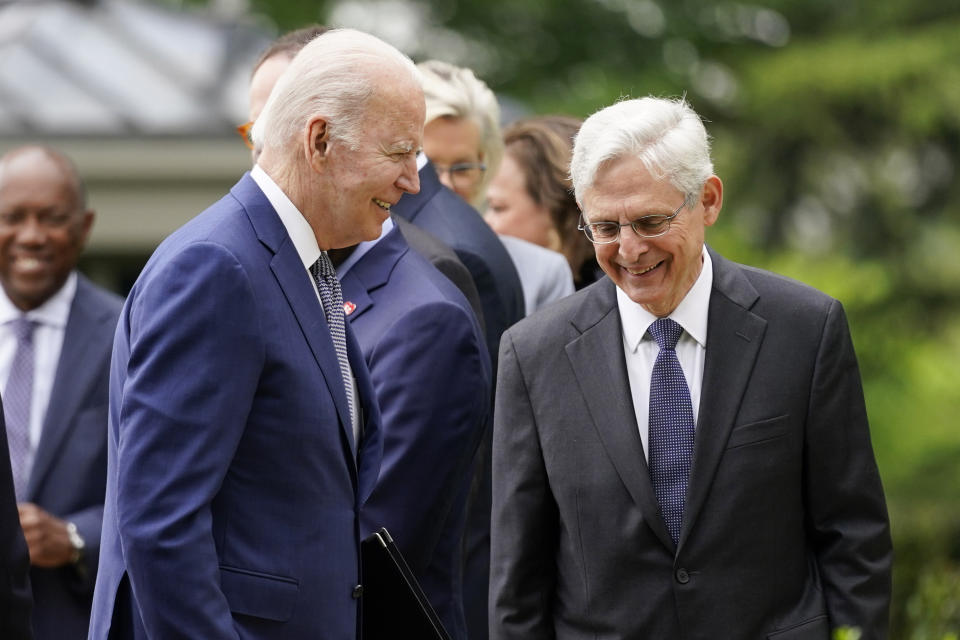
250, 165, 361, 452
0, 271, 77, 479
619, 247, 713, 462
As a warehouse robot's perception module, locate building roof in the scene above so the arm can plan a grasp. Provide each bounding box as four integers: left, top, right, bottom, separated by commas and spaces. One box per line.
0, 0, 271, 137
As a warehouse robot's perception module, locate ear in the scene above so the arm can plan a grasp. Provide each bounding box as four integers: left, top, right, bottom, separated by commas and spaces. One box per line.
700, 175, 723, 227
305, 116, 330, 172
78, 209, 95, 247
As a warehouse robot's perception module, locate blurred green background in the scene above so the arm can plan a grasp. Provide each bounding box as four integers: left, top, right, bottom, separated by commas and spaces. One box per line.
212, 0, 960, 635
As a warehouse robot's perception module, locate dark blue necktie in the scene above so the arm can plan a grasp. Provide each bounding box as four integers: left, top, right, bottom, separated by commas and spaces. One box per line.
648, 317, 695, 545
4, 316, 36, 501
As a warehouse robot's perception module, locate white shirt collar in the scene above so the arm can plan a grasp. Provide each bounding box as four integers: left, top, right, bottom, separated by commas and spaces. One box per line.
0, 271, 77, 329
618, 246, 713, 352
417, 151, 428, 171
250, 164, 321, 271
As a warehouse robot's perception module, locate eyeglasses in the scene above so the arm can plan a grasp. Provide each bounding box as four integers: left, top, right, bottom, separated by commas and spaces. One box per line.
578, 194, 692, 244
434, 162, 486, 191
236, 121, 254, 150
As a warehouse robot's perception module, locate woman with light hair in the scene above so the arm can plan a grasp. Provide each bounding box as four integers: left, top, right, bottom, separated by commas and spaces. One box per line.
419, 60, 574, 315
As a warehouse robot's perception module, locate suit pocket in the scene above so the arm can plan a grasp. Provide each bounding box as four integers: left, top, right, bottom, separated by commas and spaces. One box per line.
767, 614, 829, 638
726, 414, 790, 450
220, 565, 299, 622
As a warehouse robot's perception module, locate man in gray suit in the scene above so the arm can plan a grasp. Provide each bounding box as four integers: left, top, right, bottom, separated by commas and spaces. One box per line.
490, 97, 892, 639
0, 146, 123, 639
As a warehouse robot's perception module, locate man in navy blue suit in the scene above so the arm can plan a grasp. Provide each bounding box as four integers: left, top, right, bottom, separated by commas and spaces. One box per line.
90, 29, 425, 639
340, 223, 491, 640
247, 33, 491, 639
392, 139, 526, 640
0, 145, 122, 639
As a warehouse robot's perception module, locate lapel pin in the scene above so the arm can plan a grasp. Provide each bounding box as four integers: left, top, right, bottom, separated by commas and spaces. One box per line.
343, 301, 357, 316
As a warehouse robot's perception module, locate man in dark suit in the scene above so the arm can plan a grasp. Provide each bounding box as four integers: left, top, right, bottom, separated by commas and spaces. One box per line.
340, 223, 491, 639
490, 97, 892, 639
88, 29, 428, 638
0, 406, 33, 640
245, 35, 491, 639
0, 145, 122, 639
393, 154, 525, 640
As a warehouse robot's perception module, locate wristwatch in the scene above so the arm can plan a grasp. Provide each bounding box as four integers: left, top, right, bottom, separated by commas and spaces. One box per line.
65, 522, 85, 565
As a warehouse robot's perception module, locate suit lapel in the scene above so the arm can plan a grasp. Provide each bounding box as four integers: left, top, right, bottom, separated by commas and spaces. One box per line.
678, 249, 766, 549
339, 226, 406, 324
27, 277, 107, 498
231, 175, 356, 463
565, 280, 675, 550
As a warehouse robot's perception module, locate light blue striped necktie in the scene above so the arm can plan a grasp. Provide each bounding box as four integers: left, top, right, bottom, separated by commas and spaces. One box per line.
4, 316, 36, 501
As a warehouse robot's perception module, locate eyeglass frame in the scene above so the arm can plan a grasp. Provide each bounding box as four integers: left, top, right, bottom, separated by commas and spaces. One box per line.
578, 193, 693, 244
433, 162, 486, 188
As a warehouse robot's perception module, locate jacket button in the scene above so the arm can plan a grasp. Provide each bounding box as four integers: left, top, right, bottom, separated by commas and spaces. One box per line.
675, 568, 690, 584
352, 584, 363, 599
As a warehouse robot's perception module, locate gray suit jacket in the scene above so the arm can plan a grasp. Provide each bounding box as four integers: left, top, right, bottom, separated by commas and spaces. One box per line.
25, 274, 122, 640
490, 248, 891, 640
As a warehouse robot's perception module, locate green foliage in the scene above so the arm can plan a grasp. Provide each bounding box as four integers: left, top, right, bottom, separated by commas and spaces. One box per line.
833, 627, 862, 640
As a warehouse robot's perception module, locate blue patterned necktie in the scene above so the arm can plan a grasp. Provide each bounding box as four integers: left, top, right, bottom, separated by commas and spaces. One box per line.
310, 252, 357, 431
648, 317, 695, 545
4, 316, 36, 501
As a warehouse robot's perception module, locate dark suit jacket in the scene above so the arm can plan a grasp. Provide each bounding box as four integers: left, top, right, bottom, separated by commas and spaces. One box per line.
89, 174, 382, 639
392, 214, 484, 332
393, 160, 525, 640
346, 226, 491, 640
0, 404, 33, 640
24, 274, 122, 640
491, 248, 892, 640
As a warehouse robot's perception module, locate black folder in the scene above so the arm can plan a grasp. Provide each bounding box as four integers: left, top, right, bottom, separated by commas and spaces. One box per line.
361, 527, 451, 640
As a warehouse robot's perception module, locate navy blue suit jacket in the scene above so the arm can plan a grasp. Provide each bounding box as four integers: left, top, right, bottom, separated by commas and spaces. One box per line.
0, 403, 32, 639
347, 226, 490, 640
392, 160, 524, 640
90, 174, 382, 639
391, 161, 522, 370
24, 275, 121, 639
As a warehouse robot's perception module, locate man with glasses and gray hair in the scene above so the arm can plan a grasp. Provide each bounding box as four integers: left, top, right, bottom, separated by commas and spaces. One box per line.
490, 96, 892, 639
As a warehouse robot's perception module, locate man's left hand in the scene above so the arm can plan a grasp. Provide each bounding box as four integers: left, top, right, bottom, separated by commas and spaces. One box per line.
17, 502, 74, 568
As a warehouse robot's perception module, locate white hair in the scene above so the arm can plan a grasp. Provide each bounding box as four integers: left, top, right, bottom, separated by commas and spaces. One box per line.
418, 59, 503, 205
251, 28, 420, 160
570, 97, 714, 204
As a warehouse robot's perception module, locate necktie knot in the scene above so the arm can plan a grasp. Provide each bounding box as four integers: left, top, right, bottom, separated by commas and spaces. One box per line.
311, 252, 337, 281
10, 316, 36, 343
649, 317, 683, 351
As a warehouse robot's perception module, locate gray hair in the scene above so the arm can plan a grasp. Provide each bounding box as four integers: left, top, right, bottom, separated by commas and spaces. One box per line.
570, 97, 714, 204
418, 60, 503, 204
251, 28, 420, 160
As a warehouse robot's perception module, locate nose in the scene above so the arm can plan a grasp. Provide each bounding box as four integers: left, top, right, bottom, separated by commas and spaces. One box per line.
617, 226, 648, 261
15, 216, 47, 246
436, 168, 454, 192
397, 156, 420, 195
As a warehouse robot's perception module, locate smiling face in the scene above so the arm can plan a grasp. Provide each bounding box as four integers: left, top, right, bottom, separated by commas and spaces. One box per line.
0, 150, 93, 311
485, 153, 561, 250
314, 76, 425, 248
581, 154, 721, 316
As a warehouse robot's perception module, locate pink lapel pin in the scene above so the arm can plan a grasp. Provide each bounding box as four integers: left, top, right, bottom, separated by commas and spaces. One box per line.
343, 301, 357, 316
